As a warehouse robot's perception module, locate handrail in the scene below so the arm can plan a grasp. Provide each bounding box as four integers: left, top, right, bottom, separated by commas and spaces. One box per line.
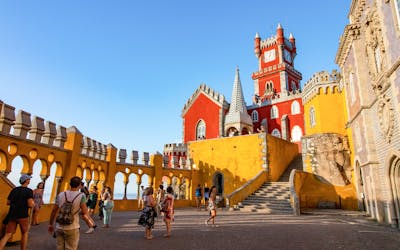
226, 170, 267, 208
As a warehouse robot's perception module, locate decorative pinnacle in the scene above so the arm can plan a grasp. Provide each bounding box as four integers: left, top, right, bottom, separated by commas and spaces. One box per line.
289, 33, 294, 39
255, 32, 260, 38
277, 23, 282, 29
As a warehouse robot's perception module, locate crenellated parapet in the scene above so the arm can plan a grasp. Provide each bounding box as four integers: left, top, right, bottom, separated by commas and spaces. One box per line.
259, 35, 277, 49
181, 83, 229, 117
252, 62, 302, 81
81, 136, 107, 161
0, 101, 68, 149
163, 143, 187, 154
248, 89, 302, 108
302, 70, 342, 104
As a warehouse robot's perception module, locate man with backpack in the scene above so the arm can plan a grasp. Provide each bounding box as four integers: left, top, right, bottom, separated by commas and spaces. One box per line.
48, 176, 89, 250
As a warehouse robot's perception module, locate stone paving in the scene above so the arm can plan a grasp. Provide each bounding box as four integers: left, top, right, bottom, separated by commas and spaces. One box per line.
5, 208, 400, 250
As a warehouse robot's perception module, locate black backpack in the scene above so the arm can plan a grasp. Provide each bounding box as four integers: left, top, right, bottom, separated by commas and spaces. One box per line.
56, 192, 82, 225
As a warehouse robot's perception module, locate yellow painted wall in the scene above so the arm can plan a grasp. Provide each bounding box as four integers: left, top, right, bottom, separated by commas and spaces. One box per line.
189, 134, 266, 196
304, 87, 347, 136
266, 134, 299, 181
189, 133, 299, 206
293, 171, 358, 210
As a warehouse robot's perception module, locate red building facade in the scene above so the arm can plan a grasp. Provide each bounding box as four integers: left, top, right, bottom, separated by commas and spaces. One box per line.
179, 24, 304, 149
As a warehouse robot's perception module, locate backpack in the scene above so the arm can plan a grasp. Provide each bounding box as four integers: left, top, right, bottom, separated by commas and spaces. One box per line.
56, 192, 82, 225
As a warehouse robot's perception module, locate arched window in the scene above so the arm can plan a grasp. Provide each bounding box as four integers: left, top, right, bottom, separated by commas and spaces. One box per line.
291, 125, 302, 142
309, 107, 316, 127
251, 110, 259, 122
291, 101, 300, 115
271, 129, 281, 138
196, 120, 206, 140
265, 81, 274, 94
270, 105, 279, 119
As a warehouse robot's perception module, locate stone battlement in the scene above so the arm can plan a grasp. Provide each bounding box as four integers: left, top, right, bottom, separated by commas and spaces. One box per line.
302, 70, 342, 104
164, 143, 187, 153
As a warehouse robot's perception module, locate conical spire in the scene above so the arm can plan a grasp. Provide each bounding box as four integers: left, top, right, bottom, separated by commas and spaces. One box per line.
224, 67, 253, 134
229, 66, 247, 114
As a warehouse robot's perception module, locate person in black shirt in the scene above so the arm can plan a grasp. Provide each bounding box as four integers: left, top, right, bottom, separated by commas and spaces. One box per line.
0, 174, 35, 250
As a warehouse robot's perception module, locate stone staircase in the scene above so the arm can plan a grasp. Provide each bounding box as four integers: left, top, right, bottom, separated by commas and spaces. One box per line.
234, 154, 303, 214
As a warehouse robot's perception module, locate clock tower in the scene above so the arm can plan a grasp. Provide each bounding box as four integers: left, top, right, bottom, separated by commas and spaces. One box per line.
253, 23, 301, 101
248, 24, 304, 146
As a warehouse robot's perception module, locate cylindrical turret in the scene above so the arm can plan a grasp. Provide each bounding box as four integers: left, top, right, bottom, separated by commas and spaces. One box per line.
254, 32, 261, 58
289, 33, 296, 54
276, 23, 284, 45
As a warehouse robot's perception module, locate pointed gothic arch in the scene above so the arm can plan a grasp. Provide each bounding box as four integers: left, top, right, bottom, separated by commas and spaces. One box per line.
196, 119, 206, 140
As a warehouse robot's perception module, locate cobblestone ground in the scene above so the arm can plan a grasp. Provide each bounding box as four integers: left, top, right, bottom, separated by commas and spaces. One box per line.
5, 209, 400, 250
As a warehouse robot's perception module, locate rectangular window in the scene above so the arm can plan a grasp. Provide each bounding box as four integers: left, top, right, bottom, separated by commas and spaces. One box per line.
395, 0, 400, 27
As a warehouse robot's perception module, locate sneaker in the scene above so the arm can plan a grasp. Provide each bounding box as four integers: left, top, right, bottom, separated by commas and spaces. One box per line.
204, 220, 208, 225
84, 227, 95, 234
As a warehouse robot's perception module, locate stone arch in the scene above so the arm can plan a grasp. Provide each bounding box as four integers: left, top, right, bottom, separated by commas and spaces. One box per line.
213, 172, 224, 196
43, 162, 58, 204
385, 150, 400, 228
114, 172, 125, 200
226, 127, 239, 137
29, 159, 45, 189
126, 173, 139, 199
76, 166, 83, 179
196, 119, 206, 140
7, 156, 26, 186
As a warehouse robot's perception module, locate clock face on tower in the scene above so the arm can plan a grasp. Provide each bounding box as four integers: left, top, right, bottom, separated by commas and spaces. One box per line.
284, 49, 292, 63
264, 49, 276, 62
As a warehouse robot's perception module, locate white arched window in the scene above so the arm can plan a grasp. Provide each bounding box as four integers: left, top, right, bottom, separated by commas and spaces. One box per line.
271, 129, 281, 138
309, 107, 316, 127
196, 120, 206, 140
270, 105, 279, 119
291, 125, 302, 142
291, 100, 300, 115
251, 110, 259, 122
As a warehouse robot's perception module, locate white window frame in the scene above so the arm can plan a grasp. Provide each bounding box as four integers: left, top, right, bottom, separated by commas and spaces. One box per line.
271, 129, 281, 138
309, 107, 316, 127
291, 125, 302, 142
196, 120, 206, 140
270, 105, 279, 119
291, 101, 300, 115
251, 110, 259, 122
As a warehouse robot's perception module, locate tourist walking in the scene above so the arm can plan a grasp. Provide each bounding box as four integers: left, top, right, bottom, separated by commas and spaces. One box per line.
162, 186, 174, 237
195, 184, 202, 210
48, 176, 89, 250
138, 187, 156, 240
0, 174, 35, 250
205, 186, 217, 227
203, 186, 210, 211
31, 181, 45, 226
78, 182, 97, 234
98, 186, 106, 219
102, 186, 114, 228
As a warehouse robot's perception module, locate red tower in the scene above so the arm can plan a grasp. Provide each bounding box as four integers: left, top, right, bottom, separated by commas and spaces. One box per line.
248, 24, 304, 145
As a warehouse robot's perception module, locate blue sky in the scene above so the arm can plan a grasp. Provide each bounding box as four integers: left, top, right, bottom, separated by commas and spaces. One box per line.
0, 1, 351, 155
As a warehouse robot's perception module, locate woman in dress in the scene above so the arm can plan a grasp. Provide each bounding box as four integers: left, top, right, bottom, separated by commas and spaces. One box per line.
102, 186, 114, 228
31, 182, 44, 225
138, 187, 156, 240
205, 185, 217, 227
163, 186, 174, 237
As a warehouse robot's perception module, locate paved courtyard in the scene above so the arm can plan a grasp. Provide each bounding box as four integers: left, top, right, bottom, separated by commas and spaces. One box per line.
5, 209, 400, 250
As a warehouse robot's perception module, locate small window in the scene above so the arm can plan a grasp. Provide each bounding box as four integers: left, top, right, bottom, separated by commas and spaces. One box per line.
251, 110, 259, 122
196, 120, 206, 140
395, 0, 400, 31
270, 105, 279, 119
291, 81, 297, 91
291, 101, 300, 115
309, 107, 316, 127
271, 129, 281, 138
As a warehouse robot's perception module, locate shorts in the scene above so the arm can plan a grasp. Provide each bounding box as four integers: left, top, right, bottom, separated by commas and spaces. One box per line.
6, 218, 29, 234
